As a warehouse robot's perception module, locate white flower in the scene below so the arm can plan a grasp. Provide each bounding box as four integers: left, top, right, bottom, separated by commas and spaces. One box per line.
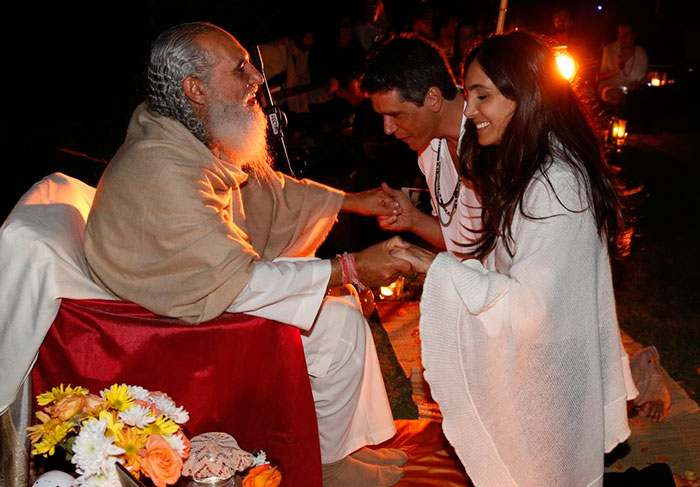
165, 434, 187, 456
126, 385, 151, 401
75, 470, 120, 487
76, 457, 120, 487
119, 405, 156, 428
149, 395, 189, 424
252, 450, 269, 467
76, 473, 108, 487
71, 419, 125, 478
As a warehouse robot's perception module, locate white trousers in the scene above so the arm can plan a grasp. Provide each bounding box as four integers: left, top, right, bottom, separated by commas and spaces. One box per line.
301, 291, 396, 463
227, 260, 396, 464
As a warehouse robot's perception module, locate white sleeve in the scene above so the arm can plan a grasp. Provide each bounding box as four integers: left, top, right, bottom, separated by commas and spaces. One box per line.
226, 258, 331, 330
425, 168, 595, 338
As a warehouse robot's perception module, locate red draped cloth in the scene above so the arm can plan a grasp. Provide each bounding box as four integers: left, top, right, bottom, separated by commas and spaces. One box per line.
32, 298, 321, 487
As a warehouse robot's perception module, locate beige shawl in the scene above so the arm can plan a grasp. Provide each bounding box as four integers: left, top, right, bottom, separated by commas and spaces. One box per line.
84, 103, 343, 323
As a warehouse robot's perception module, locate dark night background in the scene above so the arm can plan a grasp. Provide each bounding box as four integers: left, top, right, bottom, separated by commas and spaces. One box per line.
3, 2, 699, 469
3, 0, 698, 222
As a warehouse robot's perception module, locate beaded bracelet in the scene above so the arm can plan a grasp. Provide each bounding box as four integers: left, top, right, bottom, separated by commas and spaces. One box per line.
336, 252, 367, 291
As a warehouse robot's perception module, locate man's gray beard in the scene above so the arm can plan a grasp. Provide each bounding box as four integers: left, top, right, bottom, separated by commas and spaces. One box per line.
206, 97, 272, 179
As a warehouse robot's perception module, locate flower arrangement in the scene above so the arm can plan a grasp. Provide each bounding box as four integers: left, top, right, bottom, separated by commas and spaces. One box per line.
28, 383, 190, 487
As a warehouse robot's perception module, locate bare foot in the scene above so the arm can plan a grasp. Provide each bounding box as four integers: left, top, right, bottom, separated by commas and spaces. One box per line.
640, 400, 670, 422
351, 447, 408, 466
322, 456, 404, 487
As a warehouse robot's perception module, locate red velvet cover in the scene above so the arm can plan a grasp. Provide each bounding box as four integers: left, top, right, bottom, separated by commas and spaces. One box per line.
32, 298, 321, 487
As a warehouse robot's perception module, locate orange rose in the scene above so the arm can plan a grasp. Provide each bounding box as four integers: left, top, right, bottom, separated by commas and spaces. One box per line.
82, 394, 103, 412
242, 465, 282, 487
140, 434, 183, 487
50, 394, 84, 421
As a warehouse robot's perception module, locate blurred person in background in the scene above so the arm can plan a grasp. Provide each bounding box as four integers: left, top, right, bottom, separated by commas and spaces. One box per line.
598, 22, 648, 106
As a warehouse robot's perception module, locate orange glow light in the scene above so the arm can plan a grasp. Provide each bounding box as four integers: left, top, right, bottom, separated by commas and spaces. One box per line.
555, 51, 577, 81
378, 276, 404, 300
610, 117, 628, 147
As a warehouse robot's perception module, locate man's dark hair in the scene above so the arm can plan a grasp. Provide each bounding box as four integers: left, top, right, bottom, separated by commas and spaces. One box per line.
361, 33, 458, 106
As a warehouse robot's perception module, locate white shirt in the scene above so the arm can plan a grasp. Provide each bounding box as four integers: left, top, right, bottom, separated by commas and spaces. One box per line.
417, 101, 482, 254
599, 42, 648, 88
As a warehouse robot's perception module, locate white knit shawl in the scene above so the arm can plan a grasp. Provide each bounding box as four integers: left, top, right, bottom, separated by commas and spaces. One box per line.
420, 160, 638, 487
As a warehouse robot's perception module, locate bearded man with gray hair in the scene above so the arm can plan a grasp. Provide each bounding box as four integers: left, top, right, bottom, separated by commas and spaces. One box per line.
84, 22, 410, 487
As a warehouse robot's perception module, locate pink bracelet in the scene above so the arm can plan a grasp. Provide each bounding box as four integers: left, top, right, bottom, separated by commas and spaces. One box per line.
336, 252, 367, 291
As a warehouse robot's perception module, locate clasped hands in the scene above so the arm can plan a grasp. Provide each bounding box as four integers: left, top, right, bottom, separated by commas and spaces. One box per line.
344, 185, 436, 287
354, 236, 437, 289
342, 182, 423, 233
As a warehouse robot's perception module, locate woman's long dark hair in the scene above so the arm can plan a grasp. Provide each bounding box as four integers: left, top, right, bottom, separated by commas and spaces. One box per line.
460, 31, 627, 259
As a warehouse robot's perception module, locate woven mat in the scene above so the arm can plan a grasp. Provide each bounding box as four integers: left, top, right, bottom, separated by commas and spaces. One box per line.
378, 419, 472, 487
376, 300, 700, 481
376, 301, 441, 422
606, 332, 700, 479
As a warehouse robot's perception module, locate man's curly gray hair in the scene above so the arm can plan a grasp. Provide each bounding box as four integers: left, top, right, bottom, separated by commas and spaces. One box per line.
146, 22, 220, 144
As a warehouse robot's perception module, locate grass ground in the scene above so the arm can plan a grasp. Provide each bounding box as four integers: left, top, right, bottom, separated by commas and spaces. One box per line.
611, 130, 700, 402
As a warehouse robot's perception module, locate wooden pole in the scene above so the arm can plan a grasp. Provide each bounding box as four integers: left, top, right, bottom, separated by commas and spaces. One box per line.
496, 0, 508, 34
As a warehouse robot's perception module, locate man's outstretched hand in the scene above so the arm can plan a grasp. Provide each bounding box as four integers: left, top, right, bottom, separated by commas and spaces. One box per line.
341, 187, 403, 217
376, 183, 423, 232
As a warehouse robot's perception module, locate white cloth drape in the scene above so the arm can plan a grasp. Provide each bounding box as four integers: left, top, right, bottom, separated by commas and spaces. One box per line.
0, 173, 112, 415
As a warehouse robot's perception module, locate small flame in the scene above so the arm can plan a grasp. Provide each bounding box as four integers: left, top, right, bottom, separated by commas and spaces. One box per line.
379, 286, 394, 297
379, 277, 404, 299
611, 118, 627, 138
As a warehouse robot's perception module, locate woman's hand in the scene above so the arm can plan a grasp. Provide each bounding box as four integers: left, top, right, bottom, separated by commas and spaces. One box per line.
390, 245, 437, 274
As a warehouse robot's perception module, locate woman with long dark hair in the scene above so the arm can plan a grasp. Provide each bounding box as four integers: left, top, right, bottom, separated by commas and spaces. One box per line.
394, 31, 638, 486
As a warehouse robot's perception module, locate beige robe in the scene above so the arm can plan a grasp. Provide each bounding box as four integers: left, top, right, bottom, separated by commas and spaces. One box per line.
84, 103, 343, 323
83, 105, 397, 463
